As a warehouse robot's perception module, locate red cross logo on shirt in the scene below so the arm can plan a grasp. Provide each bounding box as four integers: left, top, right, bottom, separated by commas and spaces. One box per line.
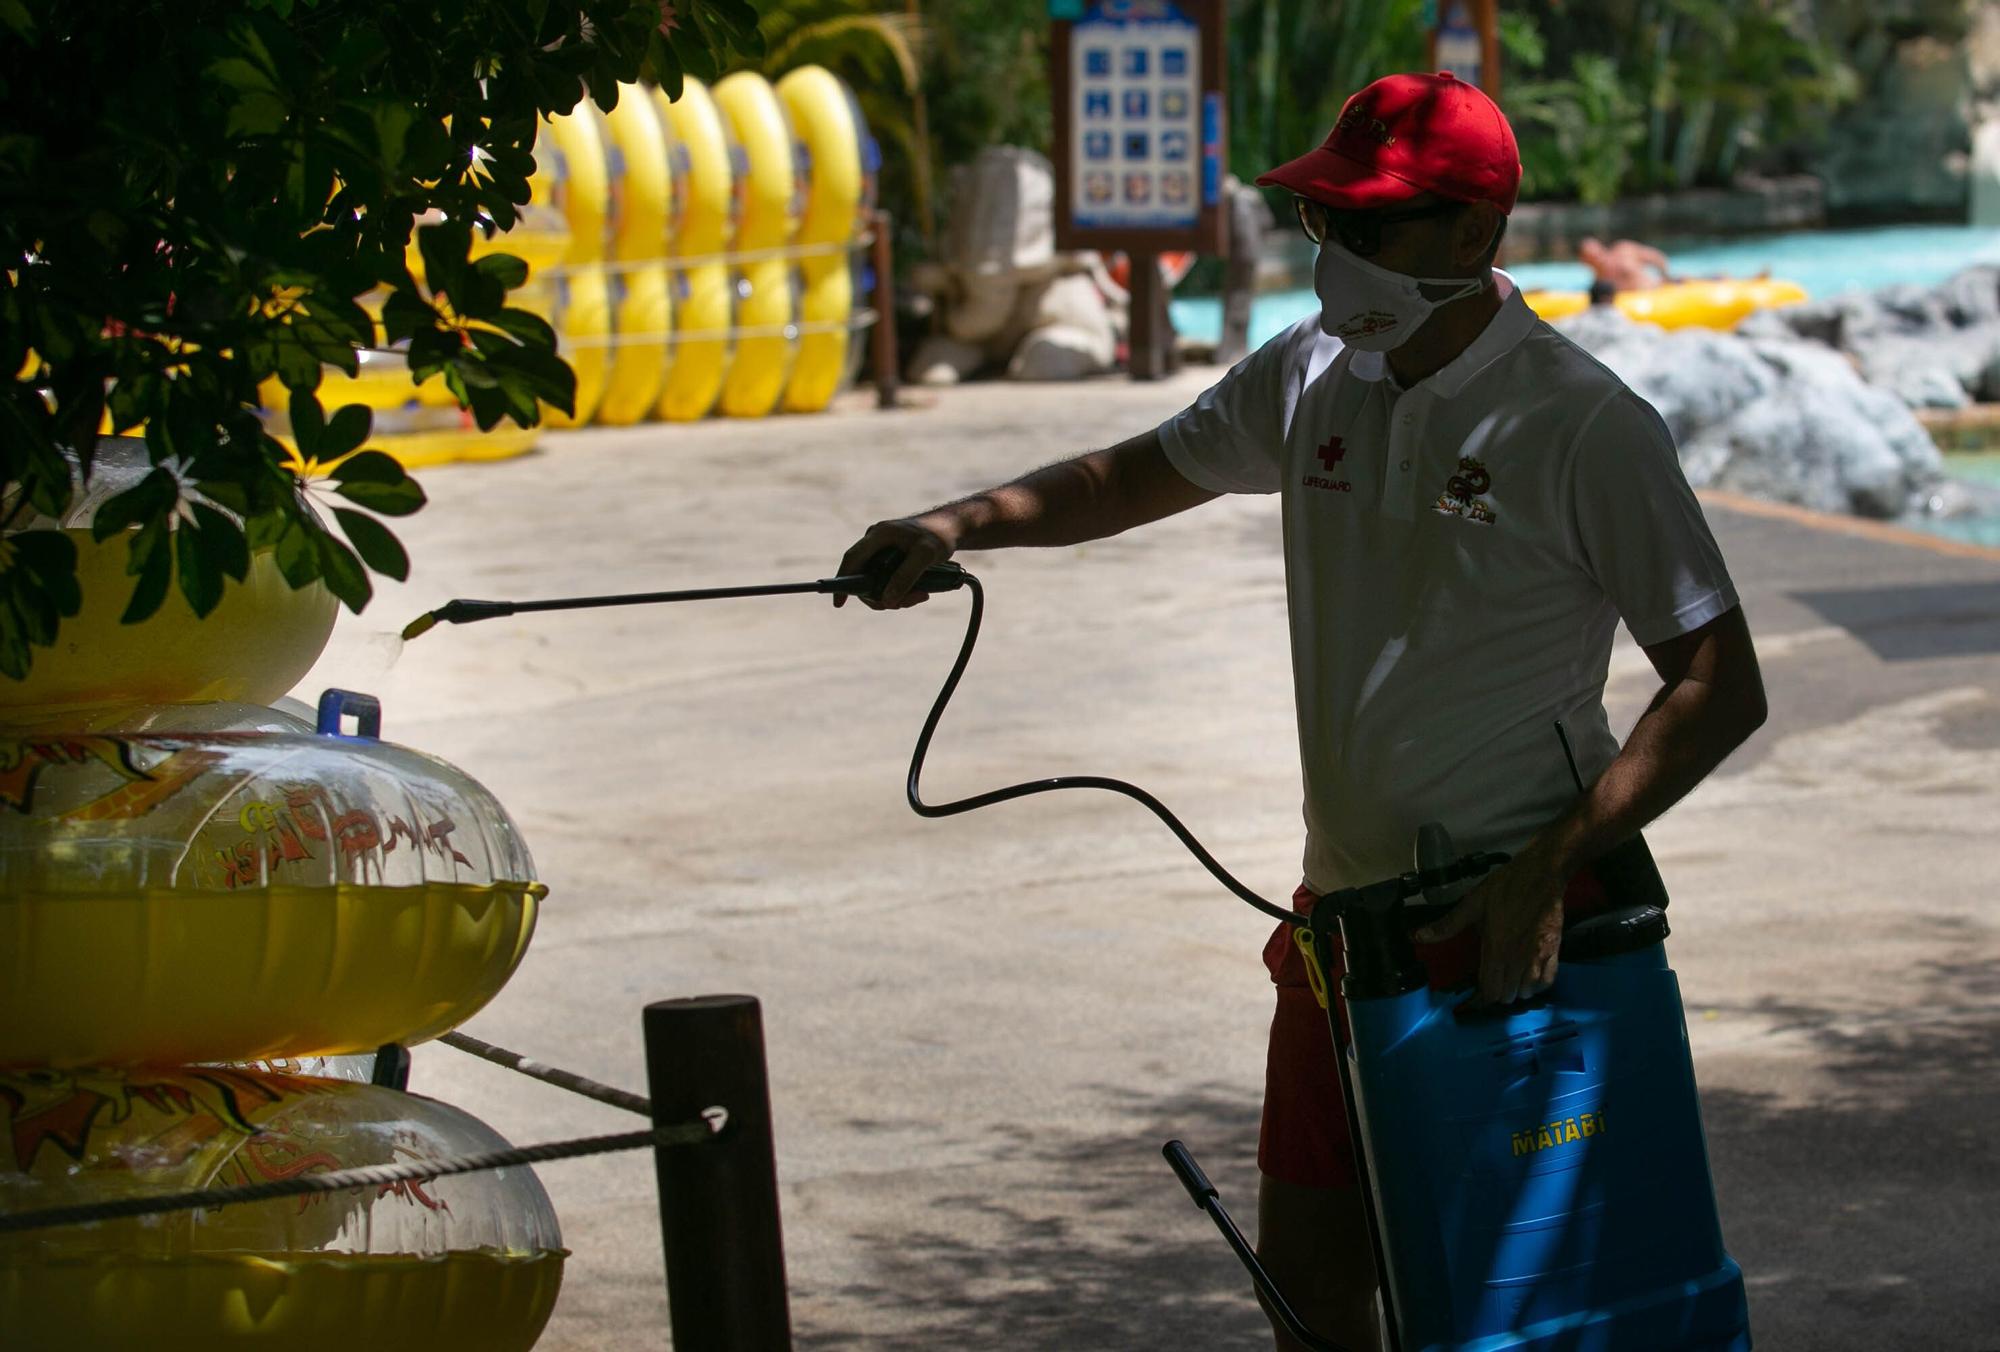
1315, 436, 1347, 472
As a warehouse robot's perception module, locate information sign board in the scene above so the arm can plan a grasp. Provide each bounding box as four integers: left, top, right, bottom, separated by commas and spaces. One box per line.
1051, 0, 1225, 256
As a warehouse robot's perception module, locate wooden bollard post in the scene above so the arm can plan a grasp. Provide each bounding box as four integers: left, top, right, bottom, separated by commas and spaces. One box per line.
646, 995, 793, 1351
871, 208, 901, 409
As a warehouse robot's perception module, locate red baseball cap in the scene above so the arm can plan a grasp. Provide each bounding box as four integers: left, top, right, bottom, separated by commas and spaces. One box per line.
1256, 71, 1521, 214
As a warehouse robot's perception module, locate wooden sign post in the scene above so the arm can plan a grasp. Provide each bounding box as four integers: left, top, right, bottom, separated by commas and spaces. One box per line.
1050, 0, 1227, 380
1428, 0, 1502, 101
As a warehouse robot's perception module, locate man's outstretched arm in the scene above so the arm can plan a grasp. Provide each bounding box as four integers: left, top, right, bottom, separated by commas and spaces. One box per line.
835, 428, 1218, 608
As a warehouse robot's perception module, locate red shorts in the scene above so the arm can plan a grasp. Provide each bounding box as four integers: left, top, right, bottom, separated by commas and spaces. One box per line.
1259, 870, 1612, 1188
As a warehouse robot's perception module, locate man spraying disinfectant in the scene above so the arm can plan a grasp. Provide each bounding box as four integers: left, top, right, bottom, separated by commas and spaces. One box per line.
836, 72, 1767, 1350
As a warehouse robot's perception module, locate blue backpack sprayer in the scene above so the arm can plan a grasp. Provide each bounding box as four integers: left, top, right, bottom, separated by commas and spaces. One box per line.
404, 554, 1752, 1350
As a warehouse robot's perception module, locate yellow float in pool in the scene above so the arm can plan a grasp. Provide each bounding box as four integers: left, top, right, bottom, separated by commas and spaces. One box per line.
0, 693, 543, 1066
713, 72, 801, 418
0, 1066, 565, 1352
0, 440, 338, 724
776, 67, 876, 413
1523, 277, 1809, 330
655, 78, 738, 422
533, 103, 617, 427
594, 84, 682, 425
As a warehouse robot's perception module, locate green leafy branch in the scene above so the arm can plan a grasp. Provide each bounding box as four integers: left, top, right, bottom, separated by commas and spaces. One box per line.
0, 0, 762, 680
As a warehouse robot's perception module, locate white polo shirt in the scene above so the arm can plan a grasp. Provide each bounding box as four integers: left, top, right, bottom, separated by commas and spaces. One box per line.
1157, 276, 1739, 893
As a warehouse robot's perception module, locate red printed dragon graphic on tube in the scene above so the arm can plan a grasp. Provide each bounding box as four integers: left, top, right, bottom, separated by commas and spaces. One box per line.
0, 735, 221, 819
1, 1068, 447, 1215
0, 734, 476, 886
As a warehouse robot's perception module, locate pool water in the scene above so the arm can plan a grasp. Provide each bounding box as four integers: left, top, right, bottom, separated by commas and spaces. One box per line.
1170, 224, 2000, 351
1936, 453, 2000, 548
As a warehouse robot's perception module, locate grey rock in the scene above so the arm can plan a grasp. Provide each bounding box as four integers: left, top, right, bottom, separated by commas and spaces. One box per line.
1733, 307, 1807, 343
1556, 309, 1777, 444
1847, 336, 1977, 409
1555, 310, 1945, 520
1735, 290, 1884, 347
1850, 323, 2000, 407
1936, 264, 2000, 325
1871, 283, 1953, 335
1690, 391, 1906, 518
1727, 266, 2000, 408
1546, 304, 1636, 354
1739, 336, 1863, 386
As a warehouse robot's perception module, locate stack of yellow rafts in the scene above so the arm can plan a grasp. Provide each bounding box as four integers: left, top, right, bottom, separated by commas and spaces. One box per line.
258, 69, 879, 470
0, 441, 567, 1352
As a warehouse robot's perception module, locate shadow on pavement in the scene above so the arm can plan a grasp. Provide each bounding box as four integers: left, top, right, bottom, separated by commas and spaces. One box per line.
796, 1085, 1274, 1350
1701, 946, 2000, 1350
1792, 582, 2000, 661
797, 944, 2000, 1351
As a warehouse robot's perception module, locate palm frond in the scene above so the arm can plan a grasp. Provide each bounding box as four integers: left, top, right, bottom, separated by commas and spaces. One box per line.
763, 12, 924, 92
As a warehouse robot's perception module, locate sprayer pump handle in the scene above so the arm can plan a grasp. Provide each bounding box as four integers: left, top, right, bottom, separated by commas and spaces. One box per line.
847, 550, 969, 601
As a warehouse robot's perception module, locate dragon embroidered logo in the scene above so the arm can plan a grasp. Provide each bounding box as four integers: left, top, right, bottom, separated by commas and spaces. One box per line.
1432, 455, 1497, 524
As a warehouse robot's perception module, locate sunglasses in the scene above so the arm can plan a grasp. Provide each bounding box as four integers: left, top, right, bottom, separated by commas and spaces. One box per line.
1294, 196, 1465, 257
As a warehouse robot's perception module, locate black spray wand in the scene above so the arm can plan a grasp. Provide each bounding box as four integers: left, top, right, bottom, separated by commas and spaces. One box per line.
399, 561, 970, 641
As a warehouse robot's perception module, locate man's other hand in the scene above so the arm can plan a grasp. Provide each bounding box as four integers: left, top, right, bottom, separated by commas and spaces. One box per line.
1413, 851, 1566, 1007
834, 514, 959, 610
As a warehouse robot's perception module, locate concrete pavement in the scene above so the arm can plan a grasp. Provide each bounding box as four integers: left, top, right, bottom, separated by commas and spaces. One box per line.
298, 372, 2000, 1350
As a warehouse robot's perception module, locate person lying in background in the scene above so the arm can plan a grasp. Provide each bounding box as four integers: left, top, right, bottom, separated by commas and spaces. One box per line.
1578, 235, 1675, 292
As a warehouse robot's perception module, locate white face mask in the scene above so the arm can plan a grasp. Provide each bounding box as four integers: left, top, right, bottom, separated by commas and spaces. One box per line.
1314, 240, 1486, 351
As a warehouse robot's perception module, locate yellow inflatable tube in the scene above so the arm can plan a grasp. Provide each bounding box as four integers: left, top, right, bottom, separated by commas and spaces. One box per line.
532, 103, 617, 427
1524, 278, 1809, 331
0, 533, 337, 722
0, 879, 544, 1066
713, 72, 800, 418
655, 78, 736, 422
777, 66, 875, 413
2, 1067, 564, 1352
595, 85, 679, 425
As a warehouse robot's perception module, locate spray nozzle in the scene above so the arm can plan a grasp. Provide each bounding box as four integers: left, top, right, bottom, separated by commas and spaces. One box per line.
401, 599, 519, 641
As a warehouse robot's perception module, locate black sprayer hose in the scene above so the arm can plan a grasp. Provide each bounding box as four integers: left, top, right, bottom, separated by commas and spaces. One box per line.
405, 563, 1302, 923
903, 573, 1300, 926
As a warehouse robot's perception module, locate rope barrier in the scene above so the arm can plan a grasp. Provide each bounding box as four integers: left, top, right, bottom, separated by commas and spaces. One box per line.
550, 308, 880, 349
0, 1118, 727, 1235
526, 231, 877, 279
339, 308, 878, 363
440, 1030, 650, 1117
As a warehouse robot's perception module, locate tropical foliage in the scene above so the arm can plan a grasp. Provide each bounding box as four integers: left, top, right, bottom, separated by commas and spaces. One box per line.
1229, 0, 1430, 193
1503, 0, 1859, 204
920, 0, 1053, 248
753, 0, 934, 243
1508, 50, 1646, 207
745, 0, 1051, 274
0, 0, 760, 679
